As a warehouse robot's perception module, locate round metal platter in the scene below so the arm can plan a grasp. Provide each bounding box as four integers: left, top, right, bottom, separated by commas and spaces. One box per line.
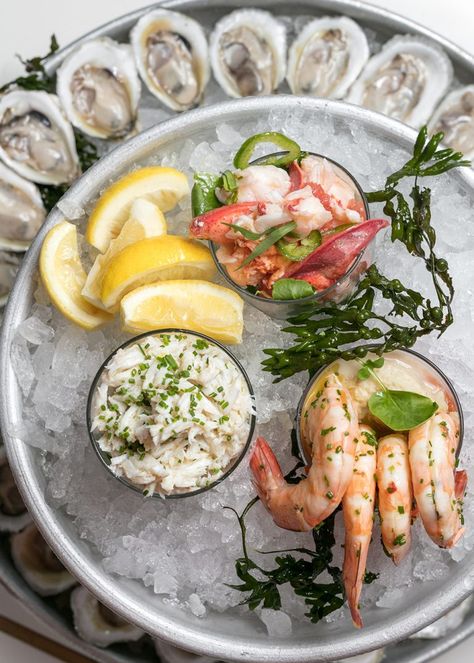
1, 1, 474, 662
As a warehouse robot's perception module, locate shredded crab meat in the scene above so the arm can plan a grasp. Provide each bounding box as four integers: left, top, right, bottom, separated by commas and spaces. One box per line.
91, 333, 253, 495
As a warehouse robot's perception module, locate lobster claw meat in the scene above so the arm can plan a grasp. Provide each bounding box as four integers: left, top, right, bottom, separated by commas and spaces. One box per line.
288, 218, 389, 283
189, 202, 258, 244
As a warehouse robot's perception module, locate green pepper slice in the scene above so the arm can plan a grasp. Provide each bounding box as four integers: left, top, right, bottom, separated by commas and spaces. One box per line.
233, 132, 302, 170
276, 230, 322, 261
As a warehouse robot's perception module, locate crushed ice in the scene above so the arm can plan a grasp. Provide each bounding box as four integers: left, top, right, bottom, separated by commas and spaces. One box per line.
9, 108, 474, 636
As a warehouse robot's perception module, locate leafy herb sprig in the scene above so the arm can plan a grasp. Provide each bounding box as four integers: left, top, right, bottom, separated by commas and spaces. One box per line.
226, 498, 345, 621
0, 34, 59, 94
1, 35, 100, 211
263, 128, 470, 381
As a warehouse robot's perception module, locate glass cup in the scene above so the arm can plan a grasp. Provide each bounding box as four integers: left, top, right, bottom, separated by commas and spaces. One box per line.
87, 329, 256, 499
209, 152, 371, 320
294, 348, 464, 464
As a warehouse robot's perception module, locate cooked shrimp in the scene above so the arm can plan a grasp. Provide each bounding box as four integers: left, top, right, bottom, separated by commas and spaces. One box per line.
343, 425, 378, 628
249, 374, 359, 531
376, 434, 413, 564
409, 413, 465, 548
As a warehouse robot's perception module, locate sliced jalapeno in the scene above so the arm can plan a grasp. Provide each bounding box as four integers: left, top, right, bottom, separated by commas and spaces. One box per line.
276, 230, 322, 261
233, 132, 302, 170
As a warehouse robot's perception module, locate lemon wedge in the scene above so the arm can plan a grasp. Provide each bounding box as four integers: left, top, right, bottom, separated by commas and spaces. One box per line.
100, 236, 216, 311
82, 198, 167, 309
40, 221, 112, 330
121, 280, 244, 344
86, 167, 189, 252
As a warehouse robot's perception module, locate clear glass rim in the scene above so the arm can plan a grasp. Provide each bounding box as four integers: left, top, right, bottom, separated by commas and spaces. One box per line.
294, 347, 465, 465
86, 328, 256, 500
209, 151, 371, 305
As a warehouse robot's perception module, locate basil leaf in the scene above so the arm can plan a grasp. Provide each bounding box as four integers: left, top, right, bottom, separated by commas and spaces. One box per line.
191, 173, 222, 216
238, 221, 296, 269
368, 390, 438, 431
272, 279, 315, 300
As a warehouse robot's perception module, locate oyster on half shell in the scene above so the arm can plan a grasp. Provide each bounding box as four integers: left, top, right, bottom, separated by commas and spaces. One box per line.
429, 86, 474, 159
287, 16, 369, 99
11, 523, 77, 596
131, 9, 209, 111
0, 161, 45, 251
57, 37, 141, 139
0, 251, 22, 308
210, 9, 287, 98
0, 446, 31, 533
0, 90, 80, 185
71, 586, 144, 647
346, 35, 453, 127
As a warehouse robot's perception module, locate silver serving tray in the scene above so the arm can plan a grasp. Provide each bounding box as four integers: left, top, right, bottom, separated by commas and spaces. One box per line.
2, 1, 474, 662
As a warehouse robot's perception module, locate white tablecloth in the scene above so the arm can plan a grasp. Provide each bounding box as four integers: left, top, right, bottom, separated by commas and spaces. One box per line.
0, 0, 473, 661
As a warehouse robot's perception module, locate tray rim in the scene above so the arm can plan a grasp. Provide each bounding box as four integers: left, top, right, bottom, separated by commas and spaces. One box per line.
2, 95, 474, 663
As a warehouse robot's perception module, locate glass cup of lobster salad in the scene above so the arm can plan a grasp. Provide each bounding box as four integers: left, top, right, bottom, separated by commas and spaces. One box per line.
190, 133, 387, 319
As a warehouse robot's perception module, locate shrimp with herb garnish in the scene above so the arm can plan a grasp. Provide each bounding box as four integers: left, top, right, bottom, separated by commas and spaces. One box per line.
409, 412, 466, 548
343, 425, 378, 628
249, 373, 359, 531
376, 434, 413, 564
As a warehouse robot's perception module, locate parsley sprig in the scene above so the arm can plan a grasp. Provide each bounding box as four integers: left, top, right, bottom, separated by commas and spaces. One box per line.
263, 128, 470, 381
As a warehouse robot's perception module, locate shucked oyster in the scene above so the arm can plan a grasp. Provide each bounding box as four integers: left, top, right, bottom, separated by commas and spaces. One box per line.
155, 639, 214, 663
11, 523, 77, 596
57, 37, 141, 139
210, 9, 287, 98
287, 16, 369, 99
0, 446, 31, 533
0, 251, 21, 308
429, 86, 474, 159
346, 35, 452, 128
0, 161, 45, 251
0, 90, 80, 184
131, 9, 209, 111
71, 586, 144, 647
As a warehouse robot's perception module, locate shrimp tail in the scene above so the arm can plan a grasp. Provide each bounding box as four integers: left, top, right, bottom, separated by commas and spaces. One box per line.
249, 436, 285, 501
344, 542, 365, 628
249, 437, 311, 531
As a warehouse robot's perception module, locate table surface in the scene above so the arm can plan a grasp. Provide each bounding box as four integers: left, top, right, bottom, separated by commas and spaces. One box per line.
1, 0, 473, 661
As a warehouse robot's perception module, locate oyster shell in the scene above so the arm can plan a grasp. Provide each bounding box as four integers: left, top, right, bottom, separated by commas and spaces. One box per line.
155, 639, 214, 663
131, 9, 209, 111
71, 586, 144, 647
210, 9, 286, 98
0, 250, 21, 308
0, 446, 31, 532
0, 90, 80, 184
11, 522, 77, 595
346, 35, 453, 127
287, 16, 369, 99
429, 86, 474, 159
57, 37, 141, 139
0, 161, 45, 251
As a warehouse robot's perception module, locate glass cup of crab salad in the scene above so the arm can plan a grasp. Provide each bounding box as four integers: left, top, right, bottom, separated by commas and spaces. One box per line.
295, 348, 463, 465
199, 152, 377, 320
87, 330, 256, 498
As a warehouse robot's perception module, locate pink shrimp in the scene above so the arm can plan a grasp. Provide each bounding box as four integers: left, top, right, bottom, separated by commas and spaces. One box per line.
409, 413, 466, 548
343, 425, 378, 628
376, 434, 413, 565
249, 374, 359, 531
